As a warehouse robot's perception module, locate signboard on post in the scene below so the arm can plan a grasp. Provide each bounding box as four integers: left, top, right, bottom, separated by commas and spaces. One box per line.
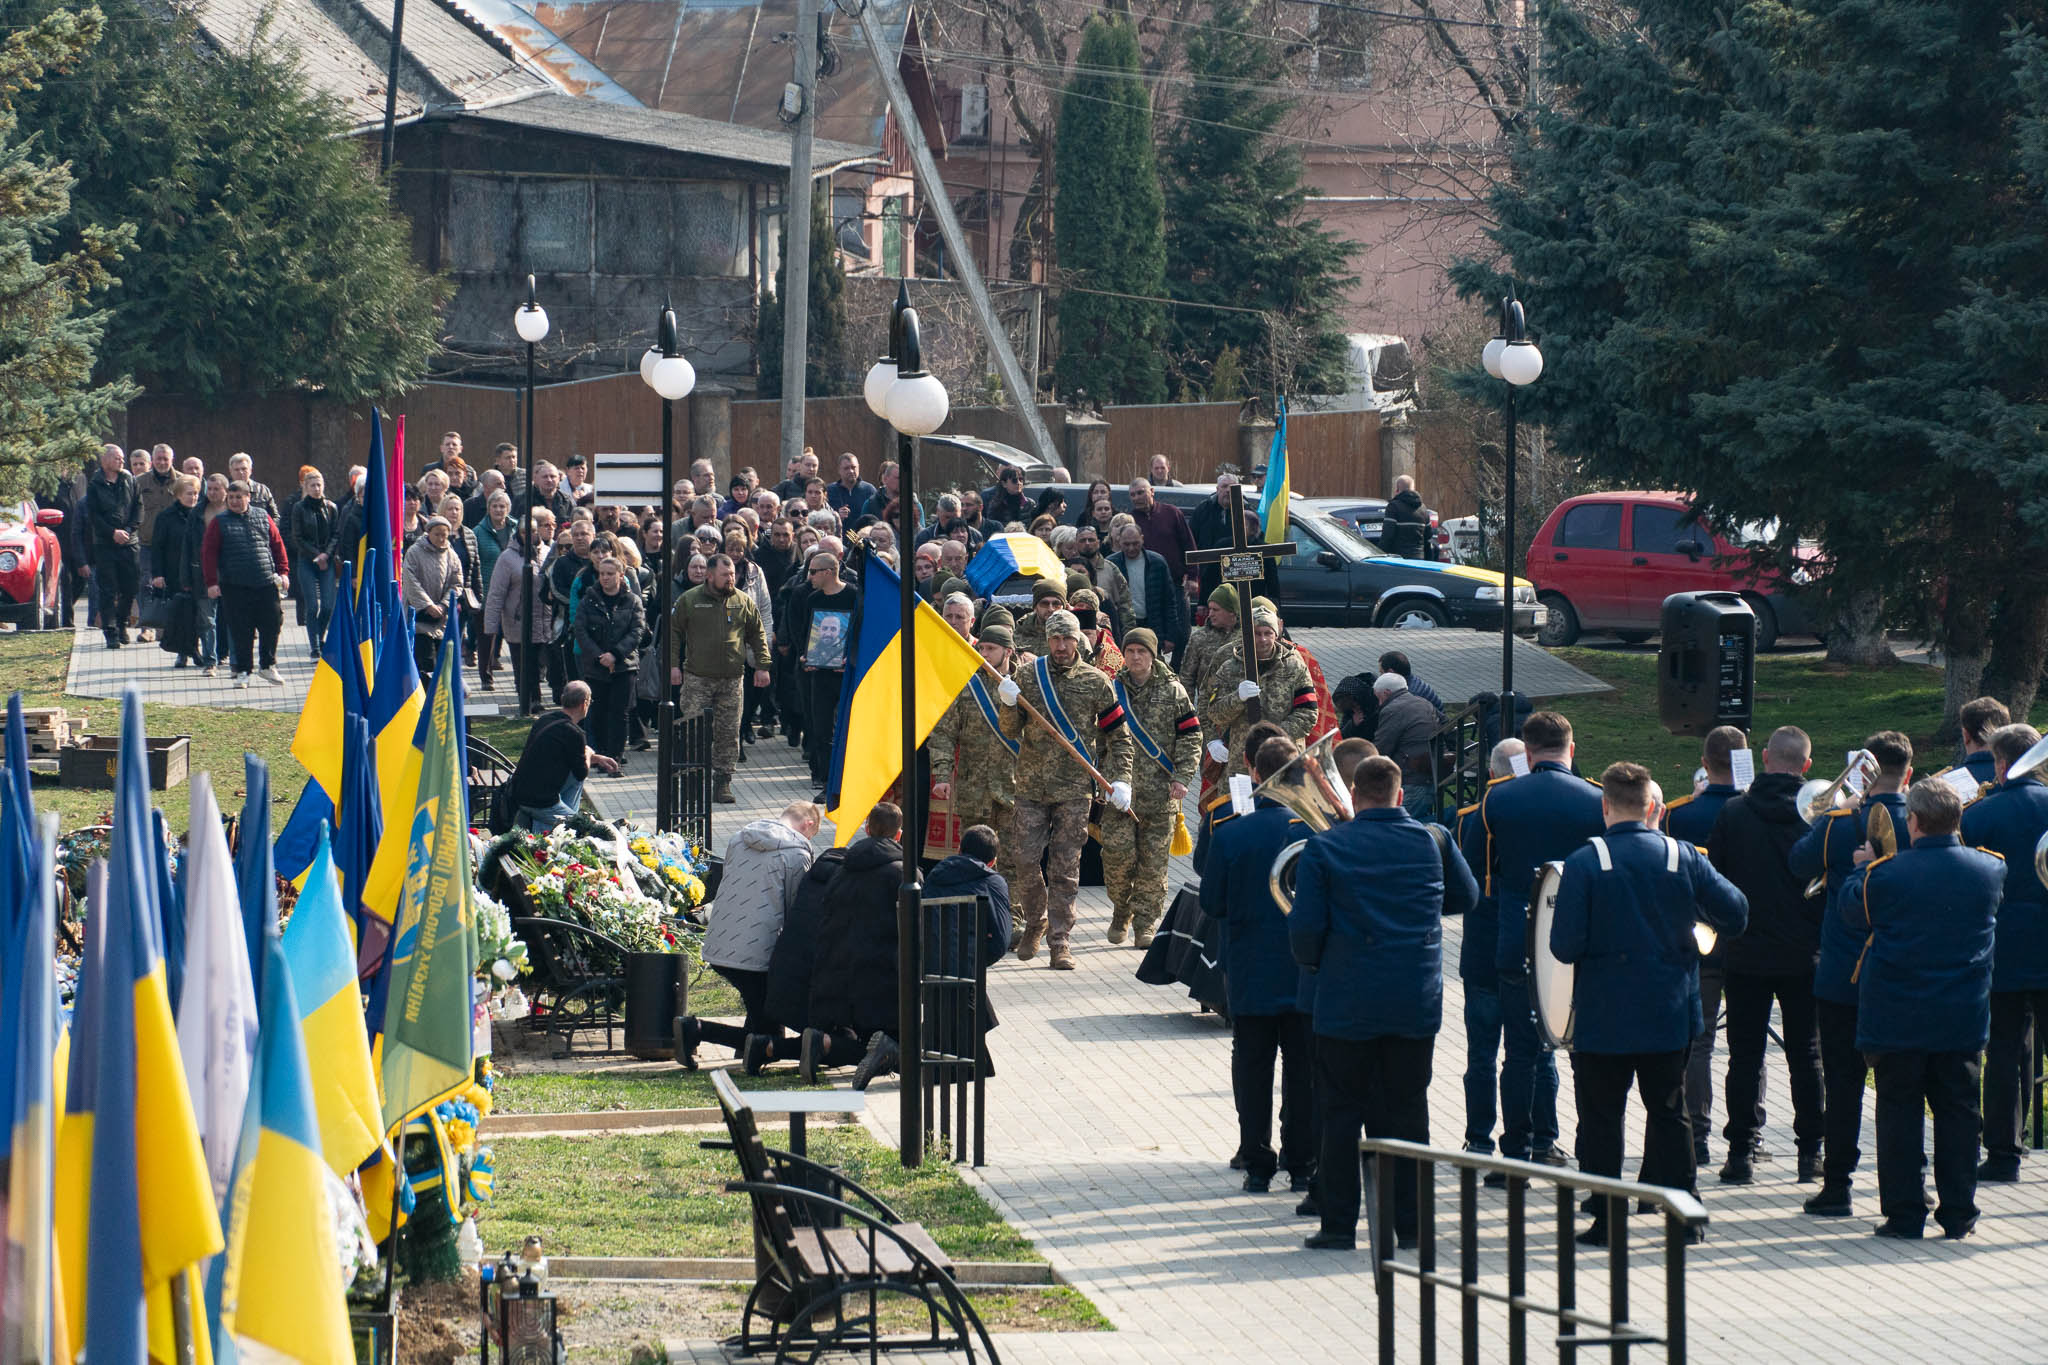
1221, 552, 1268, 582
592, 452, 664, 509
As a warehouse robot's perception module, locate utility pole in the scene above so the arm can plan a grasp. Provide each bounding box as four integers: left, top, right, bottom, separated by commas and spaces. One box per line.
778, 0, 818, 475
850, 0, 1059, 471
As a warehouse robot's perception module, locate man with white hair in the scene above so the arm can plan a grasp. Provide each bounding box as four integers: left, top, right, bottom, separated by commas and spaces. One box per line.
1373, 672, 1440, 821
225, 452, 278, 521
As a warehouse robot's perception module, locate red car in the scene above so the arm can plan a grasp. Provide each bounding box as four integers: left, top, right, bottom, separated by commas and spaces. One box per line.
1527, 491, 1818, 650
0, 502, 64, 629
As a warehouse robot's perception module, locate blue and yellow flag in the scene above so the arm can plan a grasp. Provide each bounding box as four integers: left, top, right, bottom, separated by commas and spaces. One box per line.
280, 823, 383, 1177
54, 691, 223, 1362
215, 910, 353, 1364
1257, 395, 1289, 544
0, 693, 39, 1161
824, 554, 987, 845
355, 409, 396, 596
963, 532, 1067, 600
360, 590, 425, 1006
276, 585, 372, 888
4, 807, 68, 1365
377, 625, 478, 1129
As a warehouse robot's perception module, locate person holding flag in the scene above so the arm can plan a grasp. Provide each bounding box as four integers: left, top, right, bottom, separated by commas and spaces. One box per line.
1097, 629, 1201, 950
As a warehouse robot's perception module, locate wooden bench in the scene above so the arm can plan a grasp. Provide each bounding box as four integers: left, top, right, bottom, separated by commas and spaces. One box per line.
704, 1070, 1000, 1362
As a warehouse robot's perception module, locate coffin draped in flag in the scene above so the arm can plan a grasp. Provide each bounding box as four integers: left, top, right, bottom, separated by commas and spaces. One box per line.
823, 553, 987, 846
963, 531, 1067, 600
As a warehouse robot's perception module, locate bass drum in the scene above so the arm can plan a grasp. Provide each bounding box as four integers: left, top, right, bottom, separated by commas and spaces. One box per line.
1526, 861, 1574, 1051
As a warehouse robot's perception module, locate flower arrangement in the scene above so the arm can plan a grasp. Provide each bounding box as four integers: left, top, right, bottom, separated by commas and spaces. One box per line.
478, 822, 708, 976
625, 829, 711, 912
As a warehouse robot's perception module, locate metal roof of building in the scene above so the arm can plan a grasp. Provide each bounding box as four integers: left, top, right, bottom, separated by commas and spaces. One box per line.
455, 92, 878, 171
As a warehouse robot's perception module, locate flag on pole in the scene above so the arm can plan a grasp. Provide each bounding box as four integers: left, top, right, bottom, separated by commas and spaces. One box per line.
54, 691, 223, 1362
233, 756, 277, 993
150, 808, 186, 1014
288, 558, 368, 819
1257, 395, 1290, 544
355, 410, 397, 596
4, 808, 68, 1365
280, 822, 383, 1177
214, 916, 353, 1364
823, 554, 986, 845
335, 713, 385, 974
0, 694, 39, 1160
378, 625, 478, 1128
174, 772, 258, 1204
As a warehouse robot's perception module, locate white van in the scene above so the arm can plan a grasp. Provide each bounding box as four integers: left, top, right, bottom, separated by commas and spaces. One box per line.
1304, 333, 1416, 417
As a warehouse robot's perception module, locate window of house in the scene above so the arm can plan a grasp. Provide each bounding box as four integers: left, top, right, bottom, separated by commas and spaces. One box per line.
520, 180, 591, 274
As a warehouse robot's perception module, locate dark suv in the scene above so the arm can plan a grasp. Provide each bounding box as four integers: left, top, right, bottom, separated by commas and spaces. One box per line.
1021, 482, 1544, 631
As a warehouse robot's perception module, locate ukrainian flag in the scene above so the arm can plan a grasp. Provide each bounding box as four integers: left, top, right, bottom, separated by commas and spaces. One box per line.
360, 591, 426, 1001
280, 822, 383, 1177
354, 409, 397, 596
0, 693, 42, 1155
963, 531, 1067, 599
1257, 395, 1290, 544
336, 712, 385, 975
824, 553, 987, 845
5, 803, 69, 1365
53, 691, 223, 1362
274, 585, 368, 887
215, 907, 353, 1364
378, 621, 478, 1130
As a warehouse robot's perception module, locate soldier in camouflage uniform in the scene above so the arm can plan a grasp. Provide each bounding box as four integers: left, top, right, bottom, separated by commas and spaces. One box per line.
1097, 628, 1200, 947
1000, 609, 1135, 969
1179, 583, 1240, 693
1011, 578, 1065, 658
929, 619, 1021, 889
1200, 604, 1318, 783
669, 553, 771, 803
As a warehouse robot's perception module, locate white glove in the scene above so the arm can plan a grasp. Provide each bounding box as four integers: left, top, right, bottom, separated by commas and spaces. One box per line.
997, 677, 1021, 706
1107, 781, 1132, 812
1237, 679, 1261, 701
1207, 740, 1229, 764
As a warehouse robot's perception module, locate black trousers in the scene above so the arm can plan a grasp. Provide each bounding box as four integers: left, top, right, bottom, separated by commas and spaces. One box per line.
1232, 1012, 1316, 1180
1872, 1049, 1982, 1231
1315, 1033, 1433, 1242
95, 545, 138, 636
511, 642, 567, 708
1686, 964, 1732, 1147
413, 631, 441, 681
220, 583, 281, 672
1724, 971, 1824, 1153
1572, 1049, 1695, 1222
1816, 998, 1866, 1187
693, 966, 787, 1054
586, 672, 633, 760
1983, 990, 2048, 1165
775, 653, 803, 741
747, 666, 778, 727
802, 669, 844, 784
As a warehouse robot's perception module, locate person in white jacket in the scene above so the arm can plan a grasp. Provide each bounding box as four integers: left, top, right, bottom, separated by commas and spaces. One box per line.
676, 800, 824, 1072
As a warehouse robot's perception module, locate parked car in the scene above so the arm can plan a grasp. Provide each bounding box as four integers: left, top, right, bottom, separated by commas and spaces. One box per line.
1525, 491, 1819, 650
1299, 496, 1452, 559
1019, 482, 1543, 631
0, 501, 63, 629
1440, 514, 1485, 565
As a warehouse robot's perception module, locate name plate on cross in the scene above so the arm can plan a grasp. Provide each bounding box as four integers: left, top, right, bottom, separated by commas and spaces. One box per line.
1221, 551, 1267, 582
1185, 481, 1296, 725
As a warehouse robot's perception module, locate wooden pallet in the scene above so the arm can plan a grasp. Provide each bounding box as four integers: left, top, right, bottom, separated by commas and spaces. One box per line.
4, 706, 82, 758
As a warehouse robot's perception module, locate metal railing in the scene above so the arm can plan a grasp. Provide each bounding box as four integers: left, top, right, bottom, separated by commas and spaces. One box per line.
898, 893, 991, 1169
1361, 1139, 1708, 1365
1429, 702, 1486, 819
2033, 1028, 2048, 1150
666, 710, 713, 844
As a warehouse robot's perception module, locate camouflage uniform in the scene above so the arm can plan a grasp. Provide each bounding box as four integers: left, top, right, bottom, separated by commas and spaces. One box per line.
929, 664, 1021, 883
1002, 652, 1134, 950
670, 583, 770, 780
1097, 666, 1200, 940
1012, 607, 1052, 659
1201, 640, 1318, 782
1177, 622, 1236, 694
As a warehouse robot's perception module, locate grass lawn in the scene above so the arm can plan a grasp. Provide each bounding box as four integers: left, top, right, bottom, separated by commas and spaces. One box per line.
490, 1064, 822, 1115
479, 1126, 1044, 1264
1550, 648, 2048, 794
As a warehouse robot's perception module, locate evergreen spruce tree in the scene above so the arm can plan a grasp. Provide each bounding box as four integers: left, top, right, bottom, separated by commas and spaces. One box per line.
5, 0, 445, 401
757, 190, 850, 397
0, 8, 131, 499
1053, 15, 1166, 404
1454, 0, 2048, 717
1161, 2, 1355, 400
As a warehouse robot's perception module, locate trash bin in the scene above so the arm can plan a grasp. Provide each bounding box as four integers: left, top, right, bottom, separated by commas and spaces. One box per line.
1658, 591, 1756, 737
623, 952, 689, 1060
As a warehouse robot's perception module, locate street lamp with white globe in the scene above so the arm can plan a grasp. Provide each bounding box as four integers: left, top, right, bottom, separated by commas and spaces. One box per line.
865, 286, 949, 1167
514, 275, 550, 715
642, 300, 695, 827
1485, 289, 1542, 709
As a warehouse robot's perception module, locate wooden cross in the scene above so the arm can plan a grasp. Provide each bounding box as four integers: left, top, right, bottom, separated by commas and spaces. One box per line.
1186, 481, 1296, 724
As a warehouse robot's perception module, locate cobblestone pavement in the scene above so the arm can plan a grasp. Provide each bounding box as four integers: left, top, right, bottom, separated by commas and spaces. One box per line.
606, 638, 2047, 1365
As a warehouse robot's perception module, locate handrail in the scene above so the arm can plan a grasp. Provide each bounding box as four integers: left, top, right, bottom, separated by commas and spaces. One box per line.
1359, 1138, 1705, 1365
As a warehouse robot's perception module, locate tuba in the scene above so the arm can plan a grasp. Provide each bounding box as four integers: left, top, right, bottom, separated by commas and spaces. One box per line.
1259, 733, 1356, 914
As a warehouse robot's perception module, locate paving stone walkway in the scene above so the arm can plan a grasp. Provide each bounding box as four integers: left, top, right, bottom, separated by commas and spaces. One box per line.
586, 632, 2047, 1365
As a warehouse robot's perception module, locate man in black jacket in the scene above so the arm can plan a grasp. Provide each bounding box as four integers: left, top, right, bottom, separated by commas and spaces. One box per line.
803, 804, 907, 1088
1381, 476, 1434, 560
1705, 725, 1825, 1186
767, 843, 848, 1069
920, 824, 1014, 1074
84, 443, 141, 647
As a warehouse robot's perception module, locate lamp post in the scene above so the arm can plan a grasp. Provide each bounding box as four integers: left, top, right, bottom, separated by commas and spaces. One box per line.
1482, 289, 1543, 711
513, 277, 550, 715
642, 302, 697, 829
866, 284, 948, 1166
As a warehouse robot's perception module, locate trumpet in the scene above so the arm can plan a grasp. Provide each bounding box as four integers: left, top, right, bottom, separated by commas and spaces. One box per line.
1797, 751, 1875, 826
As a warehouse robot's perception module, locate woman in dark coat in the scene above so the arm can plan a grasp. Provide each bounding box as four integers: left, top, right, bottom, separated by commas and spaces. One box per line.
573, 555, 644, 763
805, 822, 905, 1076
150, 476, 208, 668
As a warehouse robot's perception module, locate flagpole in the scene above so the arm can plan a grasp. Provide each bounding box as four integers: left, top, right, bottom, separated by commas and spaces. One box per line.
893, 300, 924, 1169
